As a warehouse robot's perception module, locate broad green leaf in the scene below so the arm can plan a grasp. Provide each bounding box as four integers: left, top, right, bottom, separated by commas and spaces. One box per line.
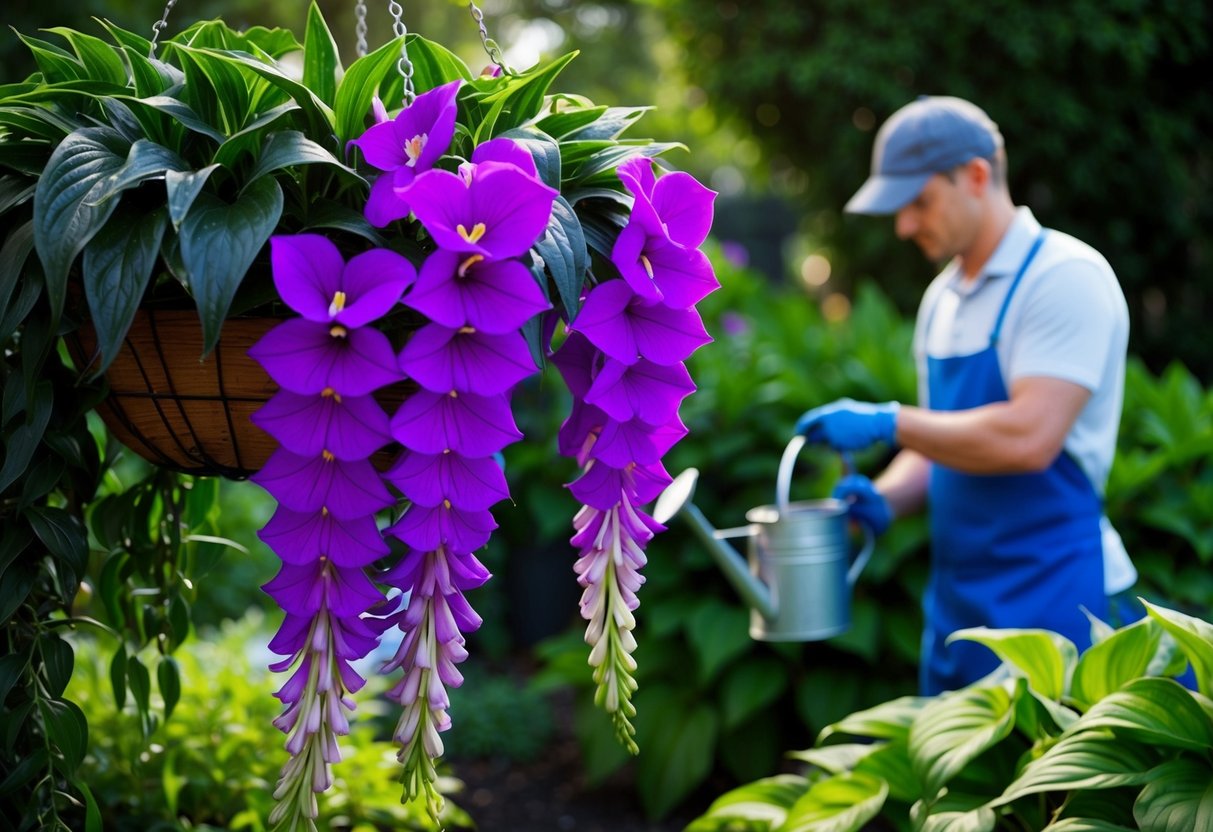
685, 599, 751, 684
333, 37, 407, 148
695, 773, 809, 828
127, 653, 151, 715
1143, 599, 1213, 695
819, 695, 929, 744
120, 47, 180, 97
68, 777, 103, 832
500, 127, 563, 189
0, 653, 25, 708
908, 681, 1019, 799
1068, 676, 1213, 750
38, 634, 73, 699
24, 505, 88, 582
16, 33, 84, 83
573, 141, 687, 186
0, 746, 47, 798
719, 655, 788, 730
178, 175, 283, 355
109, 646, 127, 710
302, 1, 341, 106
121, 96, 225, 144
791, 743, 880, 774
536, 102, 608, 139
534, 196, 588, 321
563, 106, 653, 141
947, 628, 1076, 700
157, 656, 181, 720
854, 739, 920, 804
173, 46, 250, 136
87, 139, 188, 205
920, 808, 997, 832
192, 49, 333, 144
32, 127, 129, 324
1070, 616, 1161, 710
247, 130, 361, 184
164, 166, 219, 230
96, 19, 153, 53
39, 697, 88, 770
1132, 758, 1213, 832
81, 206, 167, 374
993, 730, 1159, 806
0, 562, 38, 626
477, 51, 579, 139
635, 688, 719, 818
0, 380, 53, 495
0, 219, 35, 320
401, 35, 473, 98
44, 27, 127, 85
781, 771, 888, 832
210, 102, 302, 169
300, 199, 386, 245
1045, 820, 1138, 831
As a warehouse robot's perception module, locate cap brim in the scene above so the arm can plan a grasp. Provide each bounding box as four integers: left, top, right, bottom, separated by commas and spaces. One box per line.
844, 173, 933, 215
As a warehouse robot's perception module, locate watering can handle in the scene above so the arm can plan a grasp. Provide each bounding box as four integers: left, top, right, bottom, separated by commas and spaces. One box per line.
775, 437, 855, 514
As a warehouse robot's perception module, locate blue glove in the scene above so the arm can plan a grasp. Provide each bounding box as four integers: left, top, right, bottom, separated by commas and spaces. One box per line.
833, 474, 893, 536
795, 398, 899, 451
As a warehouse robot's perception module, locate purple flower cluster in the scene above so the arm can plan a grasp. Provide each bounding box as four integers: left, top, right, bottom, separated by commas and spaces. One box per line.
247, 234, 414, 829
555, 157, 716, 746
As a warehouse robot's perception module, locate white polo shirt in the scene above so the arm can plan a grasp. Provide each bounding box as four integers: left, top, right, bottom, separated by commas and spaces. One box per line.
911, 207, 1136, 593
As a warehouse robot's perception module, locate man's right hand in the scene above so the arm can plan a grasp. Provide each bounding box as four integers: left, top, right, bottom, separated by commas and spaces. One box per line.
833, 474, 893, 536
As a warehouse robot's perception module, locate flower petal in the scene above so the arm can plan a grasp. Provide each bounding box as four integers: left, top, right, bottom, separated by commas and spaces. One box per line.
399, 324, 536, 395
252, 448, 395, 518
384, 450, 509, 510
471, 137, 539, 180
364, 173, 412, 227
337, 248, 416, 327
385, 503, 497, 552
390, 390, 522, 457
251, 390, 391, 460
584, 358, 695, 426
591, 413, 688, 467
407, 250, 549, 333
258, 506, 389, 567
270, 234, 345, 321
646, 238, 719, 309
651, 171, 716, 248
249, 319, 402, 396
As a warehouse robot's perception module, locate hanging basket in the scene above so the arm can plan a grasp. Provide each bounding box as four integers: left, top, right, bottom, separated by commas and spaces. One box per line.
70, 310, 282, 479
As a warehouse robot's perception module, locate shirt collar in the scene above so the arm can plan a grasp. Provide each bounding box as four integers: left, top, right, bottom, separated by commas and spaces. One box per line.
944, 206, 1042, 294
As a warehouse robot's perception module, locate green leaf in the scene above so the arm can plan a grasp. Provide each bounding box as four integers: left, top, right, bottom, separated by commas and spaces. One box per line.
500, 127, 563, 189
402, 35, 473, 98
109, 646, 127, 710
563, 106, 653, 142
635, 688, 719, 819
81, 206, 168, 375
174, 46, 250, 136
0, 652, 26, 708
720, 655, 788, 730
791, 742, 879, 774
164, 165, 219, 230
40, 697, 88, 771
247, 130, 361, 184
947, 627, 1076, 700
302, 2, 341, 107
127, 653, 151, 715
157, 656, 180, 720
39, 634, 74, 699
178, 175, 283, 355
122, 96, 226, 144
919, 807, 998, 832
1132, 758, 1213, 832
908, 681, 1019, 799
24, 505, 88, 583
1143, 599, 1213, 695
0, 747, 48, 798
781, 771, 888, 832
44, 27, 127, 85
0, 562, 38, 626
1069, 676, 1213, 751
696, 773, 809, 828
478, 51, 579, 138
210, 102, 302, 169
68, 776, 104, 832
535, 100, 608, 139
32, 127, 129, 325
818, 695, 929, 744
16, 33, 84, 83
993, 730, 1160, 806
0, 219, 35, 337
1070, 616, 1161, 709
333, 37, 407, 148
534, 196, 589, 321
1045, 820, 1138, 831
686, 599, 751, 684
87, 139, 187, 205
854, 739, 920, 804
121, 47, 180, 97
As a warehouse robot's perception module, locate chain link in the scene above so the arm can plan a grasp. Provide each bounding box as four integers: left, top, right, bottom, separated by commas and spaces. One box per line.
387, 1, 416, 103
467, 1, 509, 73
149, 0, 179, 57
354, 0, 369, 59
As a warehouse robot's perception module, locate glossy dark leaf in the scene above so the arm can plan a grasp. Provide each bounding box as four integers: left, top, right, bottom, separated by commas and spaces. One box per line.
109, 646, 127, 710
0, 652, 26, 709
43, 26, 127, 85
533, 195, 588, 321
24, 505, 88, 583
164, 165, 219, 230
247, 130, 361, 184
88, 139, 187, 205
0, 381, 54, 495
0, 562, 37, 625
127, 653, 151, 715
40, 697, 88, 771
500, 127, 562, 189
39, 634, 74, 699
302, 2, 341, 106
157, 656, 181, 720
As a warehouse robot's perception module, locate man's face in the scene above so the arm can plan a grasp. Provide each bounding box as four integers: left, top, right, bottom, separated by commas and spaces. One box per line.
893, 166, 982, 265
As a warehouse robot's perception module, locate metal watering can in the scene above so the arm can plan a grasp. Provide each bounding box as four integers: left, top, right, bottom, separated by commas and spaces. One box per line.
654, 436, 874, 642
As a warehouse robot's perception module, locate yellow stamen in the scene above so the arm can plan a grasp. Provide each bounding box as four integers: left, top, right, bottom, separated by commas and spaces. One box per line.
328, 290, 347, 317
457, 222, 487, 243
457, 254, 484, 278
321, 506, 329, 516
330, 324, 348, 339
443, 448, 451, 454
321, 387, 342, 404
404, 132, 428, 168
449, 390, 458, 398
322, 450, 335, 462
443, 499, 452, 509
640, 255, 655, 279
458, 325, 476, 335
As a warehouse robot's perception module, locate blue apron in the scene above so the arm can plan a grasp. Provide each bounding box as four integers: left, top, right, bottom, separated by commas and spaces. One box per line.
922, 232, 1106, 695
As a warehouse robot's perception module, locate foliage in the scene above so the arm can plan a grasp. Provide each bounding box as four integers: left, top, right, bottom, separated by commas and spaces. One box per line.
688, 601, 1213, 832
63, 610, 466, 831
649, 0, 1213, 380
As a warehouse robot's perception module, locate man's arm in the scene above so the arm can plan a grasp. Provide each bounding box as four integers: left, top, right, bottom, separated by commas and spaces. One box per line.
872, 448, 931, 518
893, 375, 1091, 474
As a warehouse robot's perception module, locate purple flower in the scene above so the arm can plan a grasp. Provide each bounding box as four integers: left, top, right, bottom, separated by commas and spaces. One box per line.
406, 250, 549, 333
390, 389, 523, 457
248, 318, 402, 396
258, 506, 389, 568
251, 389, 391, 460
617, 157, 715, 249
399, 323, 536, 396
350, 80, 462, 227
572, 279, 711, 365
590, 414, 688, 468
407, 163, 558, 259
384, 450, 510, 511
252, 448, 396, 518
467, 137, 540, 180
263, 558, 384, 618
612, 227, 718, 309
270, 235, 416, 327
568, 458, 672, 511
551, 331, 603, 400
558, 398, 607, 465
385, 501, 498, 553
584, 358, 695, 426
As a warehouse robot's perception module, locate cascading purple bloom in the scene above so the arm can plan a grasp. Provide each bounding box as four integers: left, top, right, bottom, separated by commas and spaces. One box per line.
350, 80, 462, 227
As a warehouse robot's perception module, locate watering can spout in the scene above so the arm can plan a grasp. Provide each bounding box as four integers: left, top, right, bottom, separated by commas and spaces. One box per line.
654, 469, 778, 620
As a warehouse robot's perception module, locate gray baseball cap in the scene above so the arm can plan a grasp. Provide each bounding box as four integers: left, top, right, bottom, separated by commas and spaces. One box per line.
845, 96, 1003, 215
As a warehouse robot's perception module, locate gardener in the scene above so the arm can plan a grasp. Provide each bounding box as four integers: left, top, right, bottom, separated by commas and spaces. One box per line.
796, 95, 1136, 695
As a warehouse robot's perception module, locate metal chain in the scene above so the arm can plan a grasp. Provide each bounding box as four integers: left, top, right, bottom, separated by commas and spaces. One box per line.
467, 1, 509, 73
149, 0, 179, 57
354, 0, 369, 59
387, 1, 416, 104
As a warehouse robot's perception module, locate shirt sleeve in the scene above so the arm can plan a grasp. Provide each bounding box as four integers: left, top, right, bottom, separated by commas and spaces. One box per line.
1005, 260, 1119, 391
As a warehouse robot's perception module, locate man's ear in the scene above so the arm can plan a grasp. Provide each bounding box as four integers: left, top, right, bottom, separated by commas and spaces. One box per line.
966, 157, 992, 196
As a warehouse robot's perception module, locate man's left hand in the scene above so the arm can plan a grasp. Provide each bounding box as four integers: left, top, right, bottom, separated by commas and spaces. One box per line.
795, 398, 900, 451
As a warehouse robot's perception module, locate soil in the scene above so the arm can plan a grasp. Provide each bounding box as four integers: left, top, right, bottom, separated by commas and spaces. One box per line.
445, 686, 703, 832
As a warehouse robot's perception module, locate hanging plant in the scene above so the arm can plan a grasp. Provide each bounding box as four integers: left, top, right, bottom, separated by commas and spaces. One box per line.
0, 2, 717, 828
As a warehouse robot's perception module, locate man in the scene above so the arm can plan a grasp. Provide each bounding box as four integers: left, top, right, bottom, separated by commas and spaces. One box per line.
796, 96, 1135, 695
